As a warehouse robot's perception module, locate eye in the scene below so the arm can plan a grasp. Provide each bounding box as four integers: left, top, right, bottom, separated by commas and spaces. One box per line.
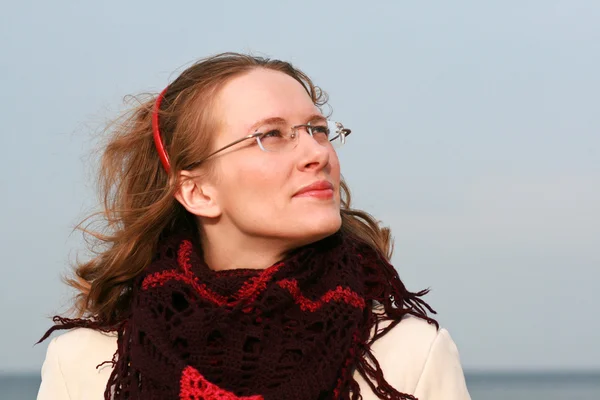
258, 128, 290, 152
261, 129, 284, 139
310, 125, 330, 139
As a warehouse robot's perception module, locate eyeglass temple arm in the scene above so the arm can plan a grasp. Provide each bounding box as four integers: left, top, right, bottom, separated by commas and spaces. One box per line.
185, 133, 261, 169
329, 127, 351, 142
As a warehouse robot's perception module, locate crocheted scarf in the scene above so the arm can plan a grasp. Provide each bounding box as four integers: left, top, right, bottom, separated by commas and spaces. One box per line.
42, 231, 436, 400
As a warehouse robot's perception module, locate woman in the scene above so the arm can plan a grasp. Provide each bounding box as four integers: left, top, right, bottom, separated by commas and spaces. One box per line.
37, 53, 471, 400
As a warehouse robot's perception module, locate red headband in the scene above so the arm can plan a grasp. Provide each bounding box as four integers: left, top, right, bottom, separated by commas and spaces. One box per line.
152, 87, 171, 173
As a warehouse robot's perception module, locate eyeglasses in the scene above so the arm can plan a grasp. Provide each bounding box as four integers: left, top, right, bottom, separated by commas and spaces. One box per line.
185, 120, 351, 170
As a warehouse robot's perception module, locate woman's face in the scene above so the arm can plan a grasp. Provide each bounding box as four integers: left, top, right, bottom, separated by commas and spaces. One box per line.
205, 68, 342, 248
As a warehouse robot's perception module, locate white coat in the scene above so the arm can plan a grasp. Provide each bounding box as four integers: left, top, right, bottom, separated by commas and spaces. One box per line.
37, 315, 471, 399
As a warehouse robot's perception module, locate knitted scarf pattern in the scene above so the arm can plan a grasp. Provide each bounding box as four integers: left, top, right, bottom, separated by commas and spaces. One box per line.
42, 232, 436, 400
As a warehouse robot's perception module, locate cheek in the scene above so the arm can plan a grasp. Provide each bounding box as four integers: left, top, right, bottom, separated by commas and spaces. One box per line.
328, 150, 342, 184
217, 148, 342, 225
219, 155, 292, 206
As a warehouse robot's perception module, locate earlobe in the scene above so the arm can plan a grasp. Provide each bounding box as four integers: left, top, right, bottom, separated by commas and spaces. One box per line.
175, 171, 222, 218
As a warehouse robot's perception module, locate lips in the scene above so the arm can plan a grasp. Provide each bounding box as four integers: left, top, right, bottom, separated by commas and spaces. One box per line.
293, 180, 334, 199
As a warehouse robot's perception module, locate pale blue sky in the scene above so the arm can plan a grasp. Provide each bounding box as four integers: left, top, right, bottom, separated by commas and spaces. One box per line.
1, 1, 598, 373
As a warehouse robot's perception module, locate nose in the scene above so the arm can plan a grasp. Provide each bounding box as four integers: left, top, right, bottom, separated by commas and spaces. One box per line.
295, 129, 330, 172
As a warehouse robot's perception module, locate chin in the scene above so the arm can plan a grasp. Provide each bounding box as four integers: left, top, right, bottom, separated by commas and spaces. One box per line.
297, 213, 342, 243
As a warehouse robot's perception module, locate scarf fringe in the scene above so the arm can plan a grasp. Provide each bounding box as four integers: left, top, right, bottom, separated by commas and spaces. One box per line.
339, 245, 438, 400
104, 321, 132, 399
36, 316, 115, 344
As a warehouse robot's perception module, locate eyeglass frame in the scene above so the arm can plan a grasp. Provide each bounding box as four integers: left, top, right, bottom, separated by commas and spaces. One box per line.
152, 87, 351, 173
184, 121, 351, 170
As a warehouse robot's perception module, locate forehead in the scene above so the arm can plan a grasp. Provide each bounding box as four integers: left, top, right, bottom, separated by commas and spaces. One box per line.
214, 68, 320, 131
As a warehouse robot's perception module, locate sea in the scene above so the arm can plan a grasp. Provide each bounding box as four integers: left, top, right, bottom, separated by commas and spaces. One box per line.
1, 371, 598, 399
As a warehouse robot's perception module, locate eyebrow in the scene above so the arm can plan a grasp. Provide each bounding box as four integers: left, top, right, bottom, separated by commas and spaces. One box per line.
248, 114, 327, 133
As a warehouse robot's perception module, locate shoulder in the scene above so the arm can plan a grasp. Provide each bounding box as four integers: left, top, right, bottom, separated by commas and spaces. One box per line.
377, 314, 440, 346
38, 328, 117, 400
50, 327, 117, 377
369, 315, 441, 388
354, 315, 471, 399
50, 327, 117, 356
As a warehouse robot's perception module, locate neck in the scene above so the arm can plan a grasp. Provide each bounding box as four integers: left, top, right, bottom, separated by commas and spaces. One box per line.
199, 224, 289, 272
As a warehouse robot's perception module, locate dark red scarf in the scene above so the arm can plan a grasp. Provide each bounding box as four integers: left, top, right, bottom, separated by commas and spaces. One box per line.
42, 231, 436, 399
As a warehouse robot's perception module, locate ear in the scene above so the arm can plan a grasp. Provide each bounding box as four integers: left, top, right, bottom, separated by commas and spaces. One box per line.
174, 171, 222, 218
